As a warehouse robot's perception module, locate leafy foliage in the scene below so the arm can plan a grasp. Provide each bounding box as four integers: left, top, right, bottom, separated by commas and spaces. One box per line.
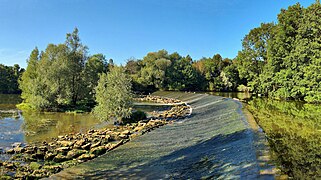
93, 66, 133, 122
0, 64, 24, 94
19, 28, 108, 110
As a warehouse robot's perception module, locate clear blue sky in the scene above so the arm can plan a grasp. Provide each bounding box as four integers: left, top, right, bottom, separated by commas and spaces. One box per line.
0, 0, 316, 68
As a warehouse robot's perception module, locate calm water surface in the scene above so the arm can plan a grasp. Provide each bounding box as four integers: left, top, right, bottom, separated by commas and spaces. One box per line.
247, 97, 321, 178
0, 94, 109, 153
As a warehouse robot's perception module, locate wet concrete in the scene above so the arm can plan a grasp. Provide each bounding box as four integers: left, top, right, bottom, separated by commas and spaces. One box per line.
50, 92, 274, 179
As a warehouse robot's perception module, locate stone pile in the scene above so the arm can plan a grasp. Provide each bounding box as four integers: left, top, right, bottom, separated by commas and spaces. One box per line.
135, 95, 182, 104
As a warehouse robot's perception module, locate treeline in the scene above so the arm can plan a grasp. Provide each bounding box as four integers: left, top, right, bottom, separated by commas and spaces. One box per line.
237, 1, 321, 103
0, 64, 24, 94
17, 0, 321, 112
124, 50, 242, 93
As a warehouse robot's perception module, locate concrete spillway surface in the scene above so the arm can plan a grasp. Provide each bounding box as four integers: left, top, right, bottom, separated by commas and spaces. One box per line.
50, 92, 273, 179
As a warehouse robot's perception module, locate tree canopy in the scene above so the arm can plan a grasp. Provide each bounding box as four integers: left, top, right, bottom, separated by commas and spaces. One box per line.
19, 28, 108, 110
94, 66, 133, 122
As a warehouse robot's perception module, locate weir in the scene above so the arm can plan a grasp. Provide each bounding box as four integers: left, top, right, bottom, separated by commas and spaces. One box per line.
50, 92, 274, 179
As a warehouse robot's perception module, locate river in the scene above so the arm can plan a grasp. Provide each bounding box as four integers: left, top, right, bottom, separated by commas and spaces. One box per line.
1, 92, 320, 179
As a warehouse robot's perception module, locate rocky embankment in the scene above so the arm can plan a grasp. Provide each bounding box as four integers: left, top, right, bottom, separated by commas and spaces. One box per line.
135, 95, 191, 119
0, 96, 191, 179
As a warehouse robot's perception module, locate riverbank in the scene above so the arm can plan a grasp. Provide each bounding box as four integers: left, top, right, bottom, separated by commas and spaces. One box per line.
50, 91, 275, 179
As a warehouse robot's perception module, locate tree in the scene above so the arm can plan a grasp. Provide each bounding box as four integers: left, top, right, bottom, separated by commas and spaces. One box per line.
0, 64, 24, 94
136, 50, 171, 90
19, 28, 106, 110
65, 28, 88, 105
166, 55, 203, 91
94, 66, 133, 122
235, 23, 275, 91
84, 54, 108, 99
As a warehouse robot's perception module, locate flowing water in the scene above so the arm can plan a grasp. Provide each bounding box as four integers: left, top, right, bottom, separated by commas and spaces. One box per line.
51, 92, 275, 179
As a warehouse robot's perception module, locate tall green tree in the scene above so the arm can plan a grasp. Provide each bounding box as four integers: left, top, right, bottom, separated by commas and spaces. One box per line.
84, 53, 108, 99
19, 28, 106, 110
94, 66, 133, 122
65, 28, 88, 105
235, 23, 275, 91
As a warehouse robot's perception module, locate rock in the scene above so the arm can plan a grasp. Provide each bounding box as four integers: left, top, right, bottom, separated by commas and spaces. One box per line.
138, 122, 147, 127
130, 133, 139, 139
43, 165, 62, 174
57, 140, 74, 147
55, 147, 70, 155
23, 154, 37, 162
12, 142, 22, 147
25, 146, 37, 154
74, 139, 86, 147
66, 149, 87, 159
45, 152, 56, 161
31, 169, 48, 178
134, 126, 144, 132
3, 162, 16, 169
48, 142, 56, 148
81, 143, 91, 150
6, 148, 15, 154
77, 153, 95, 161
90, 146, 106, 156
38, 146, 48, 152
118, 134, 129, 139
53, 154, 69, 163
87, 129, 95, 134
15, 171, 31, 179
121, 130, 131, 135
91, 141, 101, 148
14, 147, 25, 153
108, 140, 124, 151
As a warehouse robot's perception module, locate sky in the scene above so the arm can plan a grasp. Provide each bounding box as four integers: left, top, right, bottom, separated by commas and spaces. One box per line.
0, 0, 316, 68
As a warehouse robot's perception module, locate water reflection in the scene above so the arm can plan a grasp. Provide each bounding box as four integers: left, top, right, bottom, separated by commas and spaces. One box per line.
22, 112, 108, 143
247, 98, 321, 178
